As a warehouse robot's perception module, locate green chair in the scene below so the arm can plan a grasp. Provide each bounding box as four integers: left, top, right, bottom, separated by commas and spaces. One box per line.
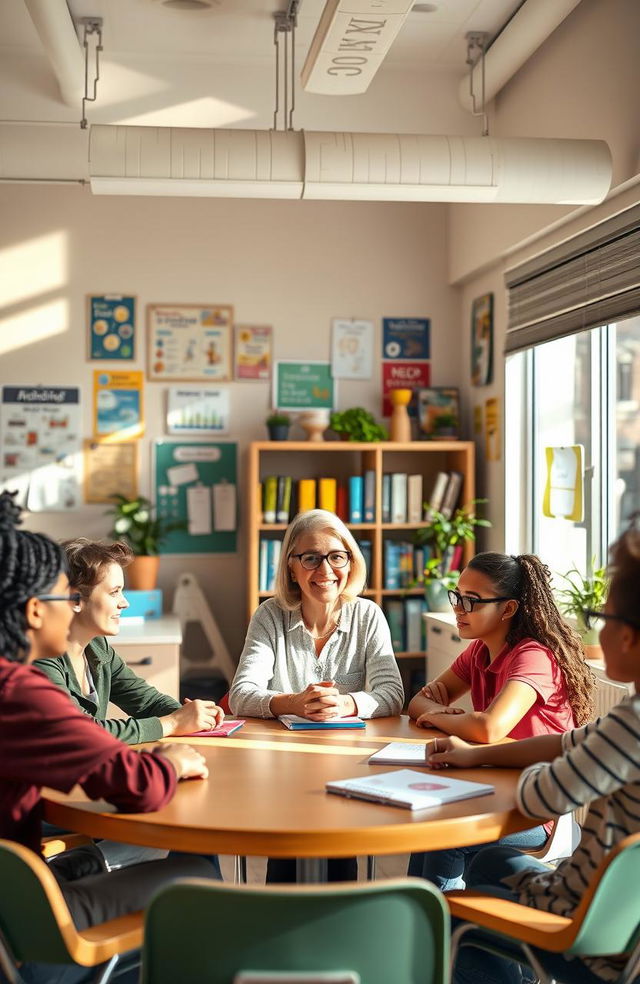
448, 831, 640, 984
141, 876, 449, 984
0, 838, 142, 984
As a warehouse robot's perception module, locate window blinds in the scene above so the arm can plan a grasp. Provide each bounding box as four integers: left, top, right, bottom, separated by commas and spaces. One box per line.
505, 203, 640, 354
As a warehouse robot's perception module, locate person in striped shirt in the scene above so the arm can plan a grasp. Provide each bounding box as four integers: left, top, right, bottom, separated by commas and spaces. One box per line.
428, 517, 640, 984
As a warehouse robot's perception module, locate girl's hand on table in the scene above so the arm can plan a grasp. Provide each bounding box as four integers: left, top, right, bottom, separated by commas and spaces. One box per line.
157, 743, 209, 780
416, 705, 464, 728
421, 681, 449, 705
427, 735, 477, 769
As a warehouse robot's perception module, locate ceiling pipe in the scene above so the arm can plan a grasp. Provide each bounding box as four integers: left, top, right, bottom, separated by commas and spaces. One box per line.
459, 0, 583, 112
23, 0, 84, 107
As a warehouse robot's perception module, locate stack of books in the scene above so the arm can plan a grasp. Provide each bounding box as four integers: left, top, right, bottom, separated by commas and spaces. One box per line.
258, 537, 283, 591
260, 471, 378, 525
383, 597, 428, 653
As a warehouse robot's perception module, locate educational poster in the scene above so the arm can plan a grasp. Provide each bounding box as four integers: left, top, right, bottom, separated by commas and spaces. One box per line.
93, 370, 144, 440
84, 440, 138, 503
471, 293, 494, 386
274, 361, 335, 411
88, 295, 136, 360
167, 387, 230, 435
382, 318, 430, 360
155, 441, 237, 554
331, 319, 373, 379
0, 385, 82, 511
147, 304, 233, 382
485, 396, 501, 461
234, 325, 272, 380
543, 445, 584, 521
381, 361, 430, 417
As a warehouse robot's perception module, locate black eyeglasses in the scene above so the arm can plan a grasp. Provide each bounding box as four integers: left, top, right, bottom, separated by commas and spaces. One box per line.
448, 589, 513, 614
582, 608, 640, 631
291, 551, 352, 571
36, 592, 82, 605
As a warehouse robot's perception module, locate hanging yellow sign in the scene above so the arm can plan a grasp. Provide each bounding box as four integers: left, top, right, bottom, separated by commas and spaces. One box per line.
543, 445, 584, 521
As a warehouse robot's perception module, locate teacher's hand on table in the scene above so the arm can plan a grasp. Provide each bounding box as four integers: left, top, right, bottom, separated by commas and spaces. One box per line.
157, 743, 209, 780
427, 735, 476, 770
160, 697, 224, 737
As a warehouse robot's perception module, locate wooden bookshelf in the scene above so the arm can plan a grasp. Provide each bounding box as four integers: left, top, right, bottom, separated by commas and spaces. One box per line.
247, 440, 475, 659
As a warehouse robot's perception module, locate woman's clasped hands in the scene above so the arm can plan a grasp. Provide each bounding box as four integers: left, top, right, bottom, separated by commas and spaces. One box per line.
294, 680, 357, 721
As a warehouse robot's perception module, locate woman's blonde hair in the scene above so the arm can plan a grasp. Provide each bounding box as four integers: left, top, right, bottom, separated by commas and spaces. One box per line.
273, 509, 367, 611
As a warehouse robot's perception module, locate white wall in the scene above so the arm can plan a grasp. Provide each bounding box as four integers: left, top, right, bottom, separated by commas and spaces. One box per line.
0, 184, 460, 660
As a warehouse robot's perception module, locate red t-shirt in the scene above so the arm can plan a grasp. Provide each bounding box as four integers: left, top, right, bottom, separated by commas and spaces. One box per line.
0, 658, 177, 855
450, 637, 575, 740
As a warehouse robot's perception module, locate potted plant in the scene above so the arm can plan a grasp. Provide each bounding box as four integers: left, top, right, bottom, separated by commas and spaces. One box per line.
329, 407, 388, 443
414, 499, 491, 611
556, 563, 609, 650
265, 411, 290, 441
105, 494, 185, 590
432, 412, 459, 438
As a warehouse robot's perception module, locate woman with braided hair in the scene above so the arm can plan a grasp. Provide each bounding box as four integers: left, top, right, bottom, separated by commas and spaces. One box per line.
0, 491, 219, 984
407, 550, 595, 891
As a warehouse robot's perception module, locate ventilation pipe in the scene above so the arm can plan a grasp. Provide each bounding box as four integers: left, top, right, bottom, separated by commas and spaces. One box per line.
23, 0, 84, 106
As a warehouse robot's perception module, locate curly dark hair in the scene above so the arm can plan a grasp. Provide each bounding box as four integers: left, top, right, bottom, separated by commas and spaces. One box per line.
468, 551, 596, 725
63, 537, 133, 598
0, 490, 65, 661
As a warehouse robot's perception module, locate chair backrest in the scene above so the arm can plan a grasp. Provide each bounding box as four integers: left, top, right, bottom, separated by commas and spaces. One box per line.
0, 839, 76, 965
570, 832, 640, 957
142, 877, 449, 984
527, 812, 581, 864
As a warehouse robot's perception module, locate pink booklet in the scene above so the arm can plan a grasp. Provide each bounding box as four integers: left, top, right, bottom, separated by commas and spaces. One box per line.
186, 720, 244, 737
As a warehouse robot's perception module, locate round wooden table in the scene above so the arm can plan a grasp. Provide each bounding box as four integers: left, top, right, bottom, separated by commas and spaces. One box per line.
43, 716, 535, 879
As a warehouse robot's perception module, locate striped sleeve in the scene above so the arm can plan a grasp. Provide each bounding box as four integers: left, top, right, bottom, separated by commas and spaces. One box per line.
516, 697, 640, 820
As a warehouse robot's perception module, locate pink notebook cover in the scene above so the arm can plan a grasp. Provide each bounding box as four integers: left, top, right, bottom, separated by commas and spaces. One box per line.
187, 720, 244, 737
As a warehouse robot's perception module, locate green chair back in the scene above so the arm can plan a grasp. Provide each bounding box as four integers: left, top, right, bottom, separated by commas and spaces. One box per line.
569, 833, 640, 957
142, 877, 449, 984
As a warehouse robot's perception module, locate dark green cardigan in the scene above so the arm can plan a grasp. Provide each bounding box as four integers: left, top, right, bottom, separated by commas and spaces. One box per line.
35, 636, 181, 744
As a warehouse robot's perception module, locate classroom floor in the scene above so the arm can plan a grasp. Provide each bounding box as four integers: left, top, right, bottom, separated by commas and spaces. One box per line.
219, 853, 409, 882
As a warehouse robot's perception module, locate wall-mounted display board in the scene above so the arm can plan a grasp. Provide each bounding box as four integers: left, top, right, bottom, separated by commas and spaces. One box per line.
88, 295, 136, 360
154, 440, 237, 554
274, 361, 335, 411
147, 304, 233, 382
167, 387, 230, 435
84, 440, 138, 503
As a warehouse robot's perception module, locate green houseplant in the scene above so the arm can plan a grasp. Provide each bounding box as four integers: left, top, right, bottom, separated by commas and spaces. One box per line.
329, 407, 388, 443
556, 564, 609, 646
414, 499, 491, 610
265, 411, 290, 441
106, 494, 185, 589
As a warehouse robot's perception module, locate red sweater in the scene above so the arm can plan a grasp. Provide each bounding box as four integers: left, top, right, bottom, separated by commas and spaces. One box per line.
0, 658, 177, 854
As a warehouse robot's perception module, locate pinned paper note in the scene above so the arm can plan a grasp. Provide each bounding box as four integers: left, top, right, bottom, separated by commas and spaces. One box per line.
187, 485, 212, 535
167, 462, 199, 486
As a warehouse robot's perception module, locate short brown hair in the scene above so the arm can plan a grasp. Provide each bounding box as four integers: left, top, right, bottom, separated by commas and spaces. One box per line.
63, 538, 133, 597
607, 514, 640, 624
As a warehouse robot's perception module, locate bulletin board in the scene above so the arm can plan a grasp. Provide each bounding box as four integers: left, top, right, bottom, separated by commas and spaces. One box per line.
154, 440, 237, 554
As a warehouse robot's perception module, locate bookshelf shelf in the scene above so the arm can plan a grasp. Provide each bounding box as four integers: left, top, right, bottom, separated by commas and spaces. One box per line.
247, 440, 475, 659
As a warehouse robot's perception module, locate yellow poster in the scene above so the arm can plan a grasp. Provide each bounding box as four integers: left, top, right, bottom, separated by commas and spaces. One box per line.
473, 404, 483, 436
93, 370, 144, 440
543, 445, 584, 521
485, 396, 500, 461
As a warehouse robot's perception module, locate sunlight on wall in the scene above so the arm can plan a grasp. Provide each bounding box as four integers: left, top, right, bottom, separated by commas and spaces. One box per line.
118, 96, 253, 128
0, 298, 69, 355
0, 231, 67, 309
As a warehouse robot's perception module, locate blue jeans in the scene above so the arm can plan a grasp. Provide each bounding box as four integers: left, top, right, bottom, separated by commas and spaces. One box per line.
408, 824, 547, 891
452, 845, 614, 984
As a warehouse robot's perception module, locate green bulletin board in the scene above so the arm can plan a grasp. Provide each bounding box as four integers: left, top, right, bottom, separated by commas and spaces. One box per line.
155, 440, 237, 554
274, 361, 335, 410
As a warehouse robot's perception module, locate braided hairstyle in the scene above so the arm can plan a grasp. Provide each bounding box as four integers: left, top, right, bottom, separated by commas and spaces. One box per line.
468, 551, 596, 725
0, 490, 65, 662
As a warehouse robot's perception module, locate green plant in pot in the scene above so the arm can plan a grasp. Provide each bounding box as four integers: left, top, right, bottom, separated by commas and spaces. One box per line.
432, 412, 459, 438
105, 494, 185, 590
414, 499, 491, 611
265, 411, 290, 441
556, 563, 609, 647
329, 407, 388, 442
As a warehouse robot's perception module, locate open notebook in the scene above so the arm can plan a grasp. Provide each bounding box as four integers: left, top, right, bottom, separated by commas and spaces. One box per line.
186, 720, 244, 737
368, 742, 429, 766
326, 768, 494, 811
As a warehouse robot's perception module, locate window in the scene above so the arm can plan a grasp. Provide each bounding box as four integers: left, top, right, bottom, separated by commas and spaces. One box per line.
613, 315, 640, 534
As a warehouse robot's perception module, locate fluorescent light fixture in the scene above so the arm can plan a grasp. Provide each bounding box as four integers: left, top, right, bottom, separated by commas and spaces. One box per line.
301, 0, 415, 95
89, 125, 613, 205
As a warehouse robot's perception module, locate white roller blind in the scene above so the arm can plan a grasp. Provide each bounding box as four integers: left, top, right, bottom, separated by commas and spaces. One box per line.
505, 203, 640, 354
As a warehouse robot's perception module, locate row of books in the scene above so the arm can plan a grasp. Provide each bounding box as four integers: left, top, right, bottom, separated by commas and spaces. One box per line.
261, 469, 463, 525
384, 597, 428, 653
383, 540, 464, 588
258, 536, 372, 592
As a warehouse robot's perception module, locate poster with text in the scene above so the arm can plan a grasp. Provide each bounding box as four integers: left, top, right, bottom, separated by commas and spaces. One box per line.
0, 386, 82, 511
382, 318, 430, 360
234, 325, 272, 380
382, 361, 430, 417
88, 295, 136, 360
331, 319, 373, 379
167, 387, 230, 435
84, 440, 138, 503
274, 361, 335, 411
93, 370, 144, 440
147, 304, 233, 382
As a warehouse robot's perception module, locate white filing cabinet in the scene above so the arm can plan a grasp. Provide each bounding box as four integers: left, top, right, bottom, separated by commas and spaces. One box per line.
422, 611, 473, 711
107, 616, 182, 719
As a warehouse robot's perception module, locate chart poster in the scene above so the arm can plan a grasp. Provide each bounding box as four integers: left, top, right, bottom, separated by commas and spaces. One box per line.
331, 318, 373, 380
274, 361, 335, 411
234, 325, 272, 380
0, 385, 82, 511
382, 318, 430, 360
485, 396, 501, 462
154, 440, 237, 554
167, 387, 230, 435
147, 304, 233, 382
381, 361, 430, 417
84, 440, 138, 504
88, 295, 136, 360
93, 370, 144, 440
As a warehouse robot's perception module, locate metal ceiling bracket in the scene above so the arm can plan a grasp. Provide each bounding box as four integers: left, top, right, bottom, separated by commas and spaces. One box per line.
78, 16, 103, 130
273, 3, 299, 131
466, 31, 490, 136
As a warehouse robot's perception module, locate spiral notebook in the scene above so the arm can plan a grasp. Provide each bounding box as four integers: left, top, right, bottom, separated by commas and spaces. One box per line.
326, 769, 494, 811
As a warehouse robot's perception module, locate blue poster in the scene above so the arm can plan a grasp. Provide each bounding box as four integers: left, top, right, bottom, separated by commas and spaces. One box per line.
89, 295, 136, 360
382, 318, 430, 360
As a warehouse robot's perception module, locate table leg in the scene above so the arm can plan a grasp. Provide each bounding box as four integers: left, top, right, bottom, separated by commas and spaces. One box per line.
296, 858, 328, 883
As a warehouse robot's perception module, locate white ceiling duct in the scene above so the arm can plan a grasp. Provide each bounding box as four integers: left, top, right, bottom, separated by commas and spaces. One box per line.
89, 125, 612, 205
23, 0, 84, 106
